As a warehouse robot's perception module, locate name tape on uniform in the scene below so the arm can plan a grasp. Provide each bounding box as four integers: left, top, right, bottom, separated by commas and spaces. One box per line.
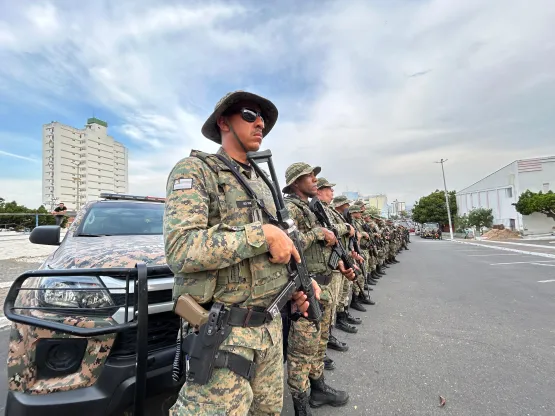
173, 178, 193, 191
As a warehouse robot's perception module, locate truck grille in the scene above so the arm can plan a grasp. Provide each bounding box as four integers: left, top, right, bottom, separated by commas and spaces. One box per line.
110, 311, 180, 357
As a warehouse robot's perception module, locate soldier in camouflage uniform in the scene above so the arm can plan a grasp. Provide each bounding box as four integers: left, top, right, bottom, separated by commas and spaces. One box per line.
282, 163, 349, 414
331, 195, 361, 333
346, 204, 375, 311
164, 91, 319, 415
315, 177, 355, 354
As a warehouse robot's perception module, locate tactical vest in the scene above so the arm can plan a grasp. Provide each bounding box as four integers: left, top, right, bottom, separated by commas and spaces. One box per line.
176, 150, 288, 308
285, 197, 332, 276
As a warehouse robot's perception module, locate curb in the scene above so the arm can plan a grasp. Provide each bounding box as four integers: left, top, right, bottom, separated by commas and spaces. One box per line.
449, 240, 555, 259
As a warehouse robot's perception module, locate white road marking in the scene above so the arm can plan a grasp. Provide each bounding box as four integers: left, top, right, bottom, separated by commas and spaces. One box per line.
450, 241, 555, 259
490, 260, 555, 265
530, 263, 555, 267
467, 254, 520, 256
480, 240, 555, 250
538, 279, 555, 283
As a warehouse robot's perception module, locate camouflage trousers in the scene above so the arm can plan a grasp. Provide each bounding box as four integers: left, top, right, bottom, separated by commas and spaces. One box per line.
353, 251, 370, 295
336, 276, 352, 314
329, 271, 343, 325
170, 317, 283, 416
312, 271, 341, 360
287, 312, 320, 394
389, 242, 397, 258
287, 271, 344, 392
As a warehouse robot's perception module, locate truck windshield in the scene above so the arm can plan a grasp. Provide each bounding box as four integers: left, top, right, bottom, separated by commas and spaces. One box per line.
77, 202, 164, 236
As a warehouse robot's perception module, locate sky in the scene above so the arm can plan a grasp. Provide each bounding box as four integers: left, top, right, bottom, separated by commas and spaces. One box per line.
1, 0, 554, 209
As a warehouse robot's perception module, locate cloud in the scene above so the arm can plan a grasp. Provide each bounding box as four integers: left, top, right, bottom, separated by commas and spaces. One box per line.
0, 149, 39, 163
1, 0, 555, 209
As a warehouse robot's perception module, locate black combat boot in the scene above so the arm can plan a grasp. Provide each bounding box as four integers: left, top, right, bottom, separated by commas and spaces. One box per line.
292, 391, 312, 416
391, 257, 400, 264
371, 269, 381, 280
335, 312, 358, 333
327, 331, 349, 352
350, 294, 367, 312
309, 375, 349, 408
359, 292, 376, 306
323, 355, 335, 371
344, 310, 362, 325
367, 273, 378, 283
377, 265, 386, 275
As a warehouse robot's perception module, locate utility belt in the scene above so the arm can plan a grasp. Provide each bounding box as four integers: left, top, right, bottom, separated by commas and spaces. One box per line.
313, 273, 333, 286
172, 295, 279, 386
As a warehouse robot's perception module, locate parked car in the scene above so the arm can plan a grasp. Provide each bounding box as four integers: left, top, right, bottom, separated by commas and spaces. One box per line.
4, 193, 180, 416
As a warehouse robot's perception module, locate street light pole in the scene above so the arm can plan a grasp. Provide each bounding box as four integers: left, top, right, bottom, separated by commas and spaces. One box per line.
435, 158, 454, 240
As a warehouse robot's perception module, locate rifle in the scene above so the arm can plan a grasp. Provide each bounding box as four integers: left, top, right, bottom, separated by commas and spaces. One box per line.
309, 198, 365, 294
237, 150, 323, 328
342, 208, 370, 293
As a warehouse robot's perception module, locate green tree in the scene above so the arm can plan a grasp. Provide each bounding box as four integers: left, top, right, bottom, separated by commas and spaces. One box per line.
412, 190, 457, 228
455, 213, 470, 232
513, 190, 555, 221
0, 197, 57, 230
400, 210, 409, 219
468, 208, 494, 234
365, 206, 381, 217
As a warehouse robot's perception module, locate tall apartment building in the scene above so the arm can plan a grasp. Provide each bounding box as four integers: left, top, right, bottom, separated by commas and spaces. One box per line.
42, 118, 128, 211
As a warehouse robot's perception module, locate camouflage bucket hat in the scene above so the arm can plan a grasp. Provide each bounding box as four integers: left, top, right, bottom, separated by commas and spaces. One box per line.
332, 195, 352, 208
317, 177, 336, 189
349, 205, 363, 214
282, 162, 321, 194
201, 90, 279, 144
353, 200, 364, 206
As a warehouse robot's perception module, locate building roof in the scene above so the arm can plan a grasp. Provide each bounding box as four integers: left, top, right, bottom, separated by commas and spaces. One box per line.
457, 155, 555, 194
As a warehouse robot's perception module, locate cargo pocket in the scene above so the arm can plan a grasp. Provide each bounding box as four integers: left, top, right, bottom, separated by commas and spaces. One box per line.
170, 398, 226, 416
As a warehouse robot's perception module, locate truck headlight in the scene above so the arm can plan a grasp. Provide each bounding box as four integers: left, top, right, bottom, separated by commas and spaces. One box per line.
37, 276, 118, 316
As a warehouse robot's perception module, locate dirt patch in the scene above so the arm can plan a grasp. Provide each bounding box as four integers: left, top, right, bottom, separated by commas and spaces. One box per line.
482, 229, 521, 240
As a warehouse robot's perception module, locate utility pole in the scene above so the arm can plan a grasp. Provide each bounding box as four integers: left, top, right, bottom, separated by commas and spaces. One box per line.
435, 158, 454, 240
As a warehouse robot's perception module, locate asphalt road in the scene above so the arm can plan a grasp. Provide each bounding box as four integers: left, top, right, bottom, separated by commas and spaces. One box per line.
0, 238, 554, 415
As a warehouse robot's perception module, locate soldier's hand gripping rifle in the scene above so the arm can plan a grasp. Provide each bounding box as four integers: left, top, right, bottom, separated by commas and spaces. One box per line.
309, 198, 366, 294
241, 150, 322, 328
342, 208, 368, 279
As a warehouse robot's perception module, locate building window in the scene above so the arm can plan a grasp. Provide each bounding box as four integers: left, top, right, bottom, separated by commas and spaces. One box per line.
506, 188, 513, 198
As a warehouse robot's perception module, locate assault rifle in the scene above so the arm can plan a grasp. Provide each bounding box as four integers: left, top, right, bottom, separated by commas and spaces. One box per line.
309, 198, 365, 294
243, 150, 322, 327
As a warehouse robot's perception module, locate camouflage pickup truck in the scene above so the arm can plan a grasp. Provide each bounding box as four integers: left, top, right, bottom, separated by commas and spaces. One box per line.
3, 193, 180, 415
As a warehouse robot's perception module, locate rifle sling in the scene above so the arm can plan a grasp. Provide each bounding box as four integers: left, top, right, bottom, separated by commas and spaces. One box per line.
215, 154, 277, 224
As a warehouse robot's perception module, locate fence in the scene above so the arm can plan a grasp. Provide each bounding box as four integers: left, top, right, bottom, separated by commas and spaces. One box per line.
0, 212, 77, 232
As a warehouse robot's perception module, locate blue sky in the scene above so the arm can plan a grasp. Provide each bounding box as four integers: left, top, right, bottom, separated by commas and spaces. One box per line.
1, 0, 555, 209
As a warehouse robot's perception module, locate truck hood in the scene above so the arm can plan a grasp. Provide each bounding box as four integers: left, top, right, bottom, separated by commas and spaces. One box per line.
46, 234, 167, 270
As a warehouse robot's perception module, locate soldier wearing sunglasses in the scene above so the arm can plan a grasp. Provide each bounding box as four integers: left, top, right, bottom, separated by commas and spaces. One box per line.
164, 91, 320, 415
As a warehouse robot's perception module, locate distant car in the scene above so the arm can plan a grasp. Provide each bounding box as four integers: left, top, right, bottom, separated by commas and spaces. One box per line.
421, 222, 441, 239
4, 193, 180, 416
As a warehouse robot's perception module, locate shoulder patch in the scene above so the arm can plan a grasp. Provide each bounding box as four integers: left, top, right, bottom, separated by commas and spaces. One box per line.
173, 178, 193, 190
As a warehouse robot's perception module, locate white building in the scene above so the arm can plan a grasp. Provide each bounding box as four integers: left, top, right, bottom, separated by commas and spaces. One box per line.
456, 156, 555, 235
389, 200, 406, 217
42, 118, 129, 211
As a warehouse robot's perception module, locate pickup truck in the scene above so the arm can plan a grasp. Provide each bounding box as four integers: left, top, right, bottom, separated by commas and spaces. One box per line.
3, 193, 180, 415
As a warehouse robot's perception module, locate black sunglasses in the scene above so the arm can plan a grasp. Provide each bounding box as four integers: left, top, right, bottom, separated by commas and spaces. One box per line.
234, 107, 264, 123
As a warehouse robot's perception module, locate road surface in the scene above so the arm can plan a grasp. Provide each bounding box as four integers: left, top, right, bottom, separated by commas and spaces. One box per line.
0, 237, 554, 415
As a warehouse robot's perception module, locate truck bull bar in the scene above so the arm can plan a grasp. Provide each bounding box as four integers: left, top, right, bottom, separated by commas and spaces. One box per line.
3, 262, 153, 416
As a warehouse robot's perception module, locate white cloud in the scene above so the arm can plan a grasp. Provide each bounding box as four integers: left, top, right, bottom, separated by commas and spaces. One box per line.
1, 0, 555, 209
0, 150, 39, 163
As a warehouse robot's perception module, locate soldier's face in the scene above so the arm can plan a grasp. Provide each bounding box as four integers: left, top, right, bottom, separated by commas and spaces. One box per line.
295, 173, 318, 197
317, 187, 334, 203
224, 101, 264, 151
